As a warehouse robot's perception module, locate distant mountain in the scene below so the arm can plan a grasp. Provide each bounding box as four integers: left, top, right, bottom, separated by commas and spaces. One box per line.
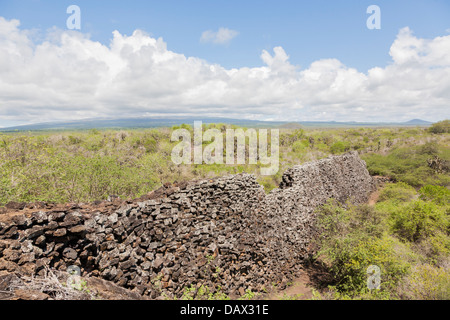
0, 117, 284, 131
403, 119, 432, 125
0, 117, 433, 132
279, 122, 305, 129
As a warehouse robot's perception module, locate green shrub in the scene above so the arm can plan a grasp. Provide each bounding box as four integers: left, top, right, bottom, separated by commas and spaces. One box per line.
258, 176, 279, 193
418, 142, 439, 156
397, 264, 450, 300
68, 135, 82, 145
389, 200, 448, 243
363, 145, 449, 188
428, 120, 449, 134
415, 232, 450, 265
419, 185, 450, 206
314, 202, 408, 294
318, 234, 410, 293
330, 141, 349, 154
280, 129, 305, 147
378, 182, 417, 203
292, 139, 309, 153
315, 142, 330, 152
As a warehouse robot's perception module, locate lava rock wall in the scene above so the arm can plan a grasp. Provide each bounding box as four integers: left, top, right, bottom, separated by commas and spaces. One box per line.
0, 152, 375, 298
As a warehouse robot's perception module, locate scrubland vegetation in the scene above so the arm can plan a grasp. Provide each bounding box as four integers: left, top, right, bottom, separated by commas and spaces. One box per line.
313, 183, 449, 300
0, 120, 448, 300
1, 121, 448, 204
310, 120, 449, 300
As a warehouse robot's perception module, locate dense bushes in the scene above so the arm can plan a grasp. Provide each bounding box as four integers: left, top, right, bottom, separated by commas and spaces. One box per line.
419, 185, 450, 205
0, 131, 175, 204
378, 184, 449, 267
389, 200, 448, 243
314, 177, 449, 299
1, 125, 447, 205
428, 120, 449, 134
397, 264, 450, 300
330, 141, 350, 154
377, 183, 449, 246
377, 182, 416, 203
362, 144, 450, 187
314, 202, 409, 296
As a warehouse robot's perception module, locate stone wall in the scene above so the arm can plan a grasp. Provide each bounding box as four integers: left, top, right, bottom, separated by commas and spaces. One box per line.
261, 151, 376, 269
0, 152, 375, 299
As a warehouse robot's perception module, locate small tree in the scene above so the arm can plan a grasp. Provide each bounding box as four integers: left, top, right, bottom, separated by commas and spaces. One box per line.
428, 120, 449, 134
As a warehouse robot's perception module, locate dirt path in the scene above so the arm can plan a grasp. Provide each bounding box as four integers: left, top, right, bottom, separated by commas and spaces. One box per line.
264, 262, 332, 300
269, 272, 314, 300
368, 189, 380, 206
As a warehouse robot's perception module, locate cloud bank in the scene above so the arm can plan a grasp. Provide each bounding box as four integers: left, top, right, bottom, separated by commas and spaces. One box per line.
0, 17, 449, 126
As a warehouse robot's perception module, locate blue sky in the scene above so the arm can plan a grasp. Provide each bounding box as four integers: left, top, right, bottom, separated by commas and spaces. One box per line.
2, 0, 449, 71
0, 0, 449, 126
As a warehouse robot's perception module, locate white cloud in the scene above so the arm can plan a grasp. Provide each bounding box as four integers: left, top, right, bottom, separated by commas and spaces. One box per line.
0, 18, 449, 126
200, 27, 239, 45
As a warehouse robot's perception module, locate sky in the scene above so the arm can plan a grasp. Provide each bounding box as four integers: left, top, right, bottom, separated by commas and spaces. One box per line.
0, 0, 449, 127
